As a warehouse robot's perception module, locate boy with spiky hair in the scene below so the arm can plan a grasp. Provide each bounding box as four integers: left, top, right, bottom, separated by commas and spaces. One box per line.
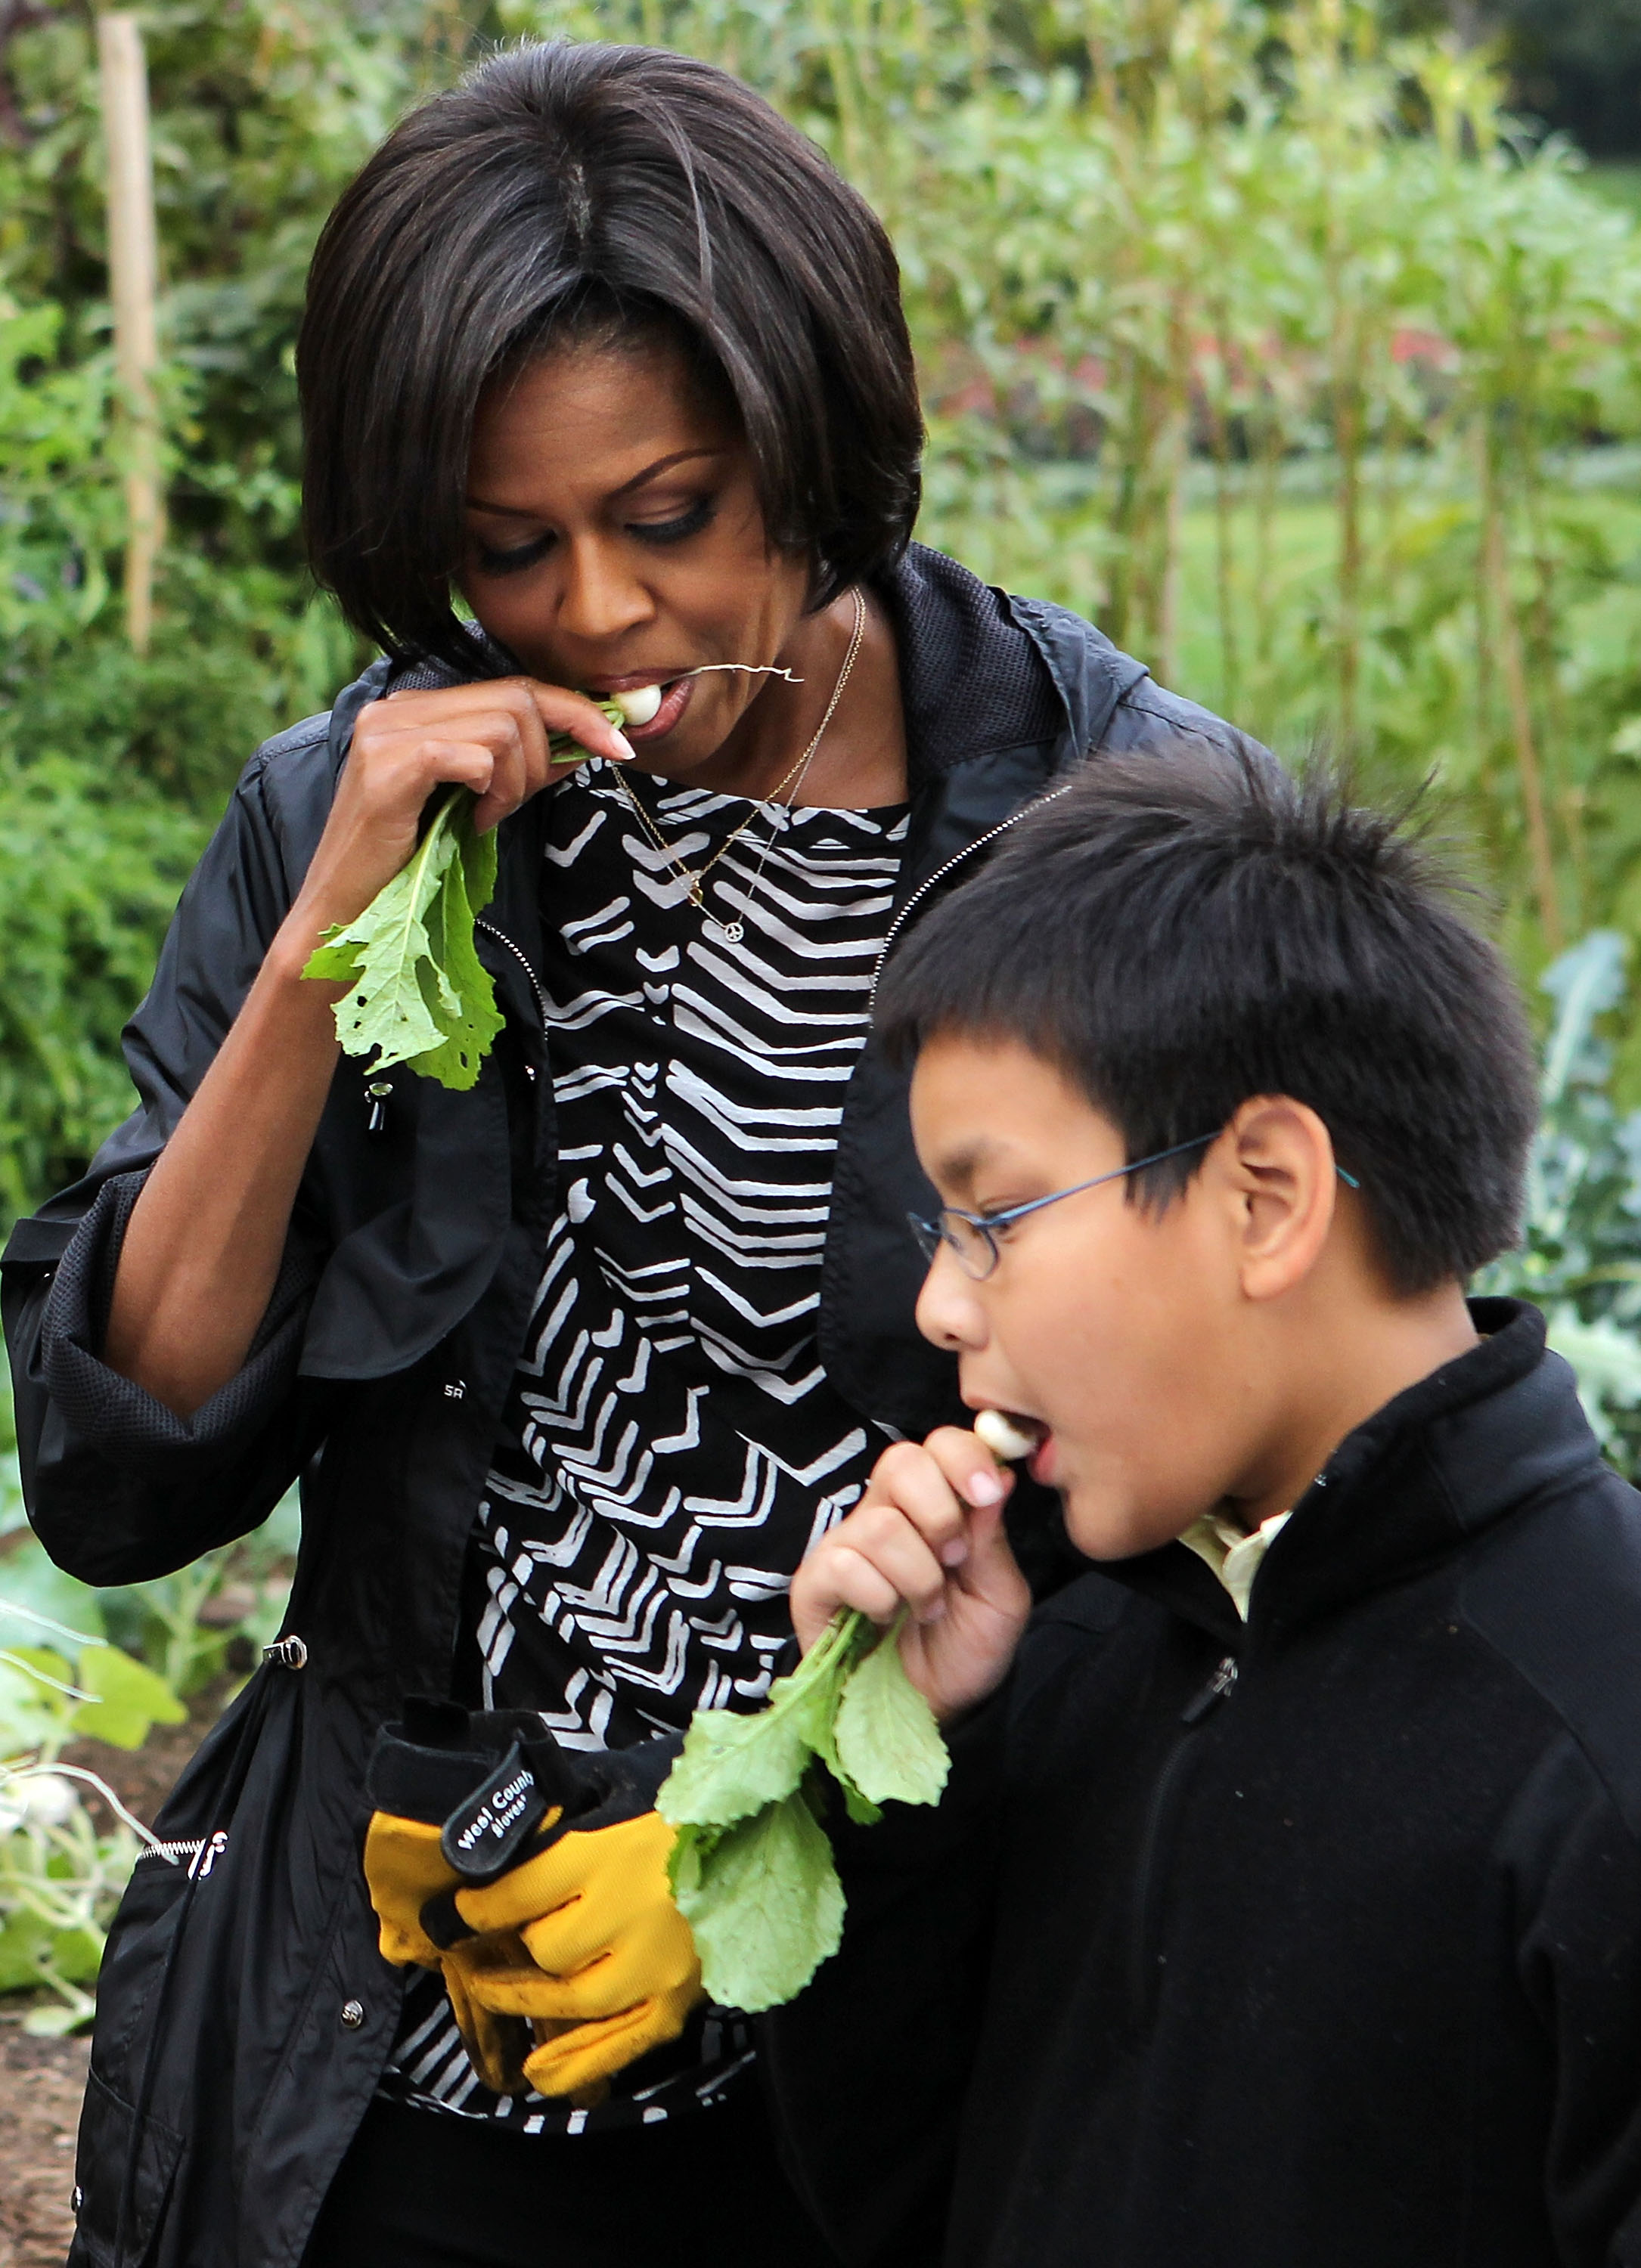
764, 747, 1641, 2268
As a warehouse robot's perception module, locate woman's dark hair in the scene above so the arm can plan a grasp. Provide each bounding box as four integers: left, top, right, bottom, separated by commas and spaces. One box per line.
297, 42, 923, 669
875, 742, 1540, 1296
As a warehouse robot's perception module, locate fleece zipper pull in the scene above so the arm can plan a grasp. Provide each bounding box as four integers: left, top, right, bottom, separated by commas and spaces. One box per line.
1128, 1650, 1240, 2028
1182, 1653, 1239, 1723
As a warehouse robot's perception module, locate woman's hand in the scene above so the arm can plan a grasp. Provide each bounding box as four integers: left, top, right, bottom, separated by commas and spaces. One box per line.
283, 677, 634, 953
105, 676, 630, 1418
790, 1428, 1032, 1722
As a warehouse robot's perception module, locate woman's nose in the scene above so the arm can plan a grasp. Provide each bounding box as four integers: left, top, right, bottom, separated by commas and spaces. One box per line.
914, 1246, 988, 1352
557, 537, 655, 644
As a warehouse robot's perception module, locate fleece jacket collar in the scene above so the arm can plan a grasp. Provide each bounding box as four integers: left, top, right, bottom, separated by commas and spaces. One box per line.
1103, 1299, 1603, 1652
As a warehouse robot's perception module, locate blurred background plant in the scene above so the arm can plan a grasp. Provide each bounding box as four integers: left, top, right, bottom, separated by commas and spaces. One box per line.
6, 0, 1641, 1156
9, 0, 1641, 2019
1483, 931, 1641, 1464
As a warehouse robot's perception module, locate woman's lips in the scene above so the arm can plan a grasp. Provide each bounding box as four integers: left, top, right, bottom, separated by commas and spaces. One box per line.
614, 675, 693, 744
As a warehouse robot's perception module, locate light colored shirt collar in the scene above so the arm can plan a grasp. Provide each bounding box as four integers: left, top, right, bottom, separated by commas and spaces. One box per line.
1178, 1509, 1292, 1621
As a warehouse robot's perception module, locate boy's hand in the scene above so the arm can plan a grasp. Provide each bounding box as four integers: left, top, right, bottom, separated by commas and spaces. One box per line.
791, 1428, 1032, 1721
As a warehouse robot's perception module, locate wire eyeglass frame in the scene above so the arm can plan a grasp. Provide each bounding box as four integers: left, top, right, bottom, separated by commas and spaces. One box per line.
907, 1135, 1360, 1281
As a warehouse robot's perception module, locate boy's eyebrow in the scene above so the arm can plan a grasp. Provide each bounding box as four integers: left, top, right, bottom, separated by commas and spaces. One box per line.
465, 447, 730, 517
928, 1139, 1002, 1201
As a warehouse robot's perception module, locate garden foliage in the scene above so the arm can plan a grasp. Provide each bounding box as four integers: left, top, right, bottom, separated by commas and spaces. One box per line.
8, 1, 1641, 1201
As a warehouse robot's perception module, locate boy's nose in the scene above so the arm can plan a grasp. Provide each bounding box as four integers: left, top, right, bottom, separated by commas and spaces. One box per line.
915, 1246, 988, 1352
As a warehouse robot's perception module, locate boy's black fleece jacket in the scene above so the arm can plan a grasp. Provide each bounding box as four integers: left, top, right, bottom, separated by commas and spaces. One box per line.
763, 1300, 1641, 2268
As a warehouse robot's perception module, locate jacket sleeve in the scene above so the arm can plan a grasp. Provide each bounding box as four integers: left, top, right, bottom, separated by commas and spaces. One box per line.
1101, 674, 1266, 761
2, 722, 338, 1585
759, 1701, 1006, 2268
1497, 1734, 1641, 2266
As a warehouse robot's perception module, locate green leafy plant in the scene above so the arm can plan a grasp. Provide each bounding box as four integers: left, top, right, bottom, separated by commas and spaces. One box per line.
304, 789, 504, 1090
1484, 931, 1641, 1464
659, 1608, 948, 2011
14, 0, 1641, 1182
0, 1594, 185, 2032
302, 699, 641, 1089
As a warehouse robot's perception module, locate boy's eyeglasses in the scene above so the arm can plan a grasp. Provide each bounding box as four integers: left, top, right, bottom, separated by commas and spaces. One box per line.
907, 1136, 1362, 1282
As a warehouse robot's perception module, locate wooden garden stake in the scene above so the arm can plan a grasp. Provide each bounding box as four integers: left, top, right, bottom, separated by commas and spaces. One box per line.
98, 12, 162, 653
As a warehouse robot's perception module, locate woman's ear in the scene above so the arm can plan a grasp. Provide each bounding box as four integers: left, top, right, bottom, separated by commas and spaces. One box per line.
1220, 1095, 1340, 1304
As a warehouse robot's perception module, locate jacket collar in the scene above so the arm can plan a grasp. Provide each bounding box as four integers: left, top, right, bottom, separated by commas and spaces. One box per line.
1102, 1299, 1605, 1650
875, 544, 1146, 790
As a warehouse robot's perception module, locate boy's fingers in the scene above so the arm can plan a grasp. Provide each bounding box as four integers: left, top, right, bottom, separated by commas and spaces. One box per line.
815, 1545, 918, 1628
957, 1498, 1033, 1613
863, 1440, 975, 1554
921, 1426, 1014, 1562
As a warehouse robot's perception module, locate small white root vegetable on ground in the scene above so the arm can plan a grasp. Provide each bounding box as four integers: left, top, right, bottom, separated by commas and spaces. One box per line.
973, 1409, 1040, 1463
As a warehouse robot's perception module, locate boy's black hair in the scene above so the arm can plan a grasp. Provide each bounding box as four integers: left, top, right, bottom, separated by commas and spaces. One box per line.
297, 42, 923, 671
875, 742, 1539, 1295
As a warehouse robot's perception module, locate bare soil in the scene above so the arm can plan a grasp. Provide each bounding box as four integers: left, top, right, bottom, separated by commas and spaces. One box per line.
0, 2031, 91, 2268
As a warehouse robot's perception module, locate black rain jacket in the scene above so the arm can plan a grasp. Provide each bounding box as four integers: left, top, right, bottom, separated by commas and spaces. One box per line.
2, 545, 1242, 2268
763, 1301, 1641, 2268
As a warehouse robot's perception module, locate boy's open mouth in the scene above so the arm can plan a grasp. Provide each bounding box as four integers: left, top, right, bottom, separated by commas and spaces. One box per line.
973, 1408, 1050, 1466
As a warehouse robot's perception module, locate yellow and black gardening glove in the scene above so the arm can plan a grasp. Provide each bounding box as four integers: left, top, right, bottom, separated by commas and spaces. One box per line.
442, 1799, 702, 2099
364, 1698, 574, 2092
364, 1701, 703, 2101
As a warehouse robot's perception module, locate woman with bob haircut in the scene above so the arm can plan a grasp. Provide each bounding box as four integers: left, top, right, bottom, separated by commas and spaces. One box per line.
3, 38, 1245, 2268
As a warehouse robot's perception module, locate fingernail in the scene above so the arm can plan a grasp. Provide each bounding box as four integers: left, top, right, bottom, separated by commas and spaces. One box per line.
941, 1539, 969, 1568
966, 1470, 1004, 1506
610, 731, 635, 762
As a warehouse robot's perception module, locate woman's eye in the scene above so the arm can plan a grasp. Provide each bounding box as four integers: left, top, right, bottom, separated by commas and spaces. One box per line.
630, 497, 715, 546
473, 531, 554, 577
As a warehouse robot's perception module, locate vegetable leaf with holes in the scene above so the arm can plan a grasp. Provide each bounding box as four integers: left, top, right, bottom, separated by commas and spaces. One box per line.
303, 699, 628, 1090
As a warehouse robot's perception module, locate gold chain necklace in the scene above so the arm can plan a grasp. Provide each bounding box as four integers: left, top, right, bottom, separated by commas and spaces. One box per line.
609, 588, 867, 945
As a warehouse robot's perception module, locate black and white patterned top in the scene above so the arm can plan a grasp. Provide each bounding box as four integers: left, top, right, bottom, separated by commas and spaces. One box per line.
379, 759, 908, 2133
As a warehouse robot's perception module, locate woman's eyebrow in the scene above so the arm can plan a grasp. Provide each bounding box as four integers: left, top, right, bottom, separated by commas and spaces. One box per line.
465, 446, 731, 517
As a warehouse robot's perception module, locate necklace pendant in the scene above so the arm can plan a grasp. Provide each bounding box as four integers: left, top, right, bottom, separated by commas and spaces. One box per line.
719, 920, 745, 943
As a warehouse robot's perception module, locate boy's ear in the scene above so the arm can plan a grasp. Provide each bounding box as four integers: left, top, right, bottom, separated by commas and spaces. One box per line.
1218, 1096, 1339, 1304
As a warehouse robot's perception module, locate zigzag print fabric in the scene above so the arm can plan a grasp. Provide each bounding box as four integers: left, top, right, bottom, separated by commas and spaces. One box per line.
380, 761, 908, 2133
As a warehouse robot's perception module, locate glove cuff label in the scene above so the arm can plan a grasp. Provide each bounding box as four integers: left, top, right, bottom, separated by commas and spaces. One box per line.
439, 1742, 551, 1881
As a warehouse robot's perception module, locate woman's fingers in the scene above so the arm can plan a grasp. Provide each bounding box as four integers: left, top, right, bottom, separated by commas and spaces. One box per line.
523, 683, 635, 771
362, 678, 633, 826
296, 674, 631, 932
368, 685, 545, 829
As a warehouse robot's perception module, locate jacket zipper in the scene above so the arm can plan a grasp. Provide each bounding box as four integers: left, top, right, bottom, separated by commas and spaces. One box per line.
137, 1829, 228, 1879
1128, 1652, 1238, 2025
475, 918, 548, 1027
867, 780, 1077, 1007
